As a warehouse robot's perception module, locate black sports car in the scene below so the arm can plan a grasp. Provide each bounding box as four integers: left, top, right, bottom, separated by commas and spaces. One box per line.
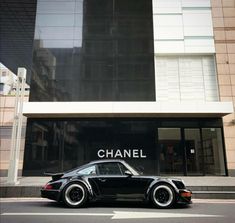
41, 159, 192, 208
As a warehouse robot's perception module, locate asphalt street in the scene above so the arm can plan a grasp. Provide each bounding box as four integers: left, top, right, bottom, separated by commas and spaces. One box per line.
1, 198, 235, 223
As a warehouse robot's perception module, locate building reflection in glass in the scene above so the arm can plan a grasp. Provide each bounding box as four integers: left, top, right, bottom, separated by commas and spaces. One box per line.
23, 118, 226, 176
30, 0, 155, 101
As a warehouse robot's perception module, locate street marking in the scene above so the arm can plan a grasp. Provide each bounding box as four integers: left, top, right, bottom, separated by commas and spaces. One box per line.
192, 199, 235, 204
1, 213, 113, 217
112, 211, 223, 219
0, 198, 52, 203
1, 211, 224, 219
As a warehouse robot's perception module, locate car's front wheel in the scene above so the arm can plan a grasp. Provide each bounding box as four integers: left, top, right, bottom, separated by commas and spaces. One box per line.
62, 183, 88, 208
151, 184, 175, 208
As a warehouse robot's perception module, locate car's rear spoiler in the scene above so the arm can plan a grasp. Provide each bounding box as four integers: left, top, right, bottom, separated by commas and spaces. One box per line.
44, 172, 64, 181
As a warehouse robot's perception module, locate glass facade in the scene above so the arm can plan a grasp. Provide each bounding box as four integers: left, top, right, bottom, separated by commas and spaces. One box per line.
202, 128, 226, 175
158, 128, 183, 175
0, 0, 37, 79
30, 0, 155, 101
23, 118, 227, 176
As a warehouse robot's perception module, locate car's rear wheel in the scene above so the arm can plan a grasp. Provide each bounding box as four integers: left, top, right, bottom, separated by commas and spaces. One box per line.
151, 184, 175, 208
63, 183, 87, 208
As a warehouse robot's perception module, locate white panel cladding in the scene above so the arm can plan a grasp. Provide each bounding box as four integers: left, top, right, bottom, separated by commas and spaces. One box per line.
184, 27, 213, 37
154, 27, 184, 39
181, 0, 211, 8
184, 38, 215, 53
155, 56, 219, 102
152, 0, 182, 14
154, 40, 184, 53
153, 15, 184, 40
154, 15, 183, 26
183, 10, 213, 27
152, 0, 215, 54
183, 9, 213, 37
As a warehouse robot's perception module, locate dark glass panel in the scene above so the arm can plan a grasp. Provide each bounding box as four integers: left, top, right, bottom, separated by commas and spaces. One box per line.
23, 118, 226, 176
117, 81, 155, 101
117, 39, 153, 55
30, 0, 155, 101
83, 40, 114, 57
84, 0, 113, 16
184, 129, 204, 175
202, 128, 226, 176
117, 18, 153, 38
158, 128, 184, 175
115, 0, 152, 16
23, 118, 156, 176
0, 0, 37, 80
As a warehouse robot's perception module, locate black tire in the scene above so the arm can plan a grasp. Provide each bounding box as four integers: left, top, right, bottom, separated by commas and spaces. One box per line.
62, 183, 88, 208
151, 184, 175, 208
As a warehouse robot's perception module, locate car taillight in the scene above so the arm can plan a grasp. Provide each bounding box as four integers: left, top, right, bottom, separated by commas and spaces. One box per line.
180, 191, 192, 197
44, 184, 53, 190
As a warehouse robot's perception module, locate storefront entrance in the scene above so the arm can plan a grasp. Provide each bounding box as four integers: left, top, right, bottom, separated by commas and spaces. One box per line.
158, 127, 226, 176
23, 118, 227, 176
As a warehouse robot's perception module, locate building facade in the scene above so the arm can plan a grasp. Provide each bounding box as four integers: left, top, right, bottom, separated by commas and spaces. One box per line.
0, 0, 234, 177
0, 64, 29, 177
211, 0, 235, 176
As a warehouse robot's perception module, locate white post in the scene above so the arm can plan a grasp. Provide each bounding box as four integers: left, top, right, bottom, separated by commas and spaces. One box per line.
7, 68, 27, 185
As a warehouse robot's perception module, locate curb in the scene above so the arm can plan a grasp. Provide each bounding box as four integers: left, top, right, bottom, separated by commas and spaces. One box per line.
0, 186, 41, 198
1, 185, 235, 199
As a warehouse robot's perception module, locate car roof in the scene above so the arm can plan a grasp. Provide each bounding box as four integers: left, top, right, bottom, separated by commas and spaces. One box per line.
88, 159, 125, 165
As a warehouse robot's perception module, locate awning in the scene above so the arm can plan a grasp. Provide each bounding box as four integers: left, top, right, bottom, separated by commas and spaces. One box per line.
22, 101, 234, 118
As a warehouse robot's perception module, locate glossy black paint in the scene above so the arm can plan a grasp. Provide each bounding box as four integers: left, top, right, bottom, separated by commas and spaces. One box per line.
41, 160, 191, 207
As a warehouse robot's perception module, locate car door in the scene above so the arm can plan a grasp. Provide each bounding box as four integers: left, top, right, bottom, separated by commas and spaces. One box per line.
118, 163, 153, 199
92, 162, 152, 200
124, 176, 153, 199
91, 162, 126, 199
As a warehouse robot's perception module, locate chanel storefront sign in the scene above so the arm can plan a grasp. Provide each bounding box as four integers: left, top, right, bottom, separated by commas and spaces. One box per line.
97, 149, 147, 159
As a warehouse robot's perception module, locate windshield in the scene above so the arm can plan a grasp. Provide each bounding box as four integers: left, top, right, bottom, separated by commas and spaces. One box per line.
123, 162, 140, 175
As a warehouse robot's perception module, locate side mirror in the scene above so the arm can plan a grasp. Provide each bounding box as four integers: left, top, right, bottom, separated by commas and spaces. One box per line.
124, 170, 133, 177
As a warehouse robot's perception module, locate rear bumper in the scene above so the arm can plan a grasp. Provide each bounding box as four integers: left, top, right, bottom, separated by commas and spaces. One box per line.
177, 189, 192, 204
41, 189, 61, 201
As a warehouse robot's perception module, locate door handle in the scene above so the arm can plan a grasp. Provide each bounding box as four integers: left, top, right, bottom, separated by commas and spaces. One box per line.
98, 178, 106, 183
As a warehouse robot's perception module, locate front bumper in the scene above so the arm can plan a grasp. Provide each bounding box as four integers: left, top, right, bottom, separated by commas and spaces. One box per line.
41, 189, 61, 201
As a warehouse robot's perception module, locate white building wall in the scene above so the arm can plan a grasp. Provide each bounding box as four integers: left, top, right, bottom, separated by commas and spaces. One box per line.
155, 56, 219, 101
153, 0, 214, 54
153, 0, 218, 102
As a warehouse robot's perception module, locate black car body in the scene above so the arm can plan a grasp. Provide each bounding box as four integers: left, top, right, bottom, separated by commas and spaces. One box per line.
41, 159, 192, 208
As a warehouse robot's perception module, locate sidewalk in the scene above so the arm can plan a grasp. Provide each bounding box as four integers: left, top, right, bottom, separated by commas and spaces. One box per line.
1, 176, 235, 186
1, 176, 235, 199
0, 177, 50, 186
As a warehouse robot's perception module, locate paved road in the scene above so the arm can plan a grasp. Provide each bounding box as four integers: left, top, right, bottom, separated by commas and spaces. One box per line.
1, 198, 235, 223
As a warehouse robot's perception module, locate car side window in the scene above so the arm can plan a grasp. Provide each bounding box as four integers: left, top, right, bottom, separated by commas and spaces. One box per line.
97, 163, 122, 175
77, 165, 96, 175
118, 163, 129, 175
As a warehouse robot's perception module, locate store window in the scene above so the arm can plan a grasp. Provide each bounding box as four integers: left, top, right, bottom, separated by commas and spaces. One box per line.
202, 128, 226, 175
158, 128, 183, 175
23, 118, 227, 176
184, 129, 203, 175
